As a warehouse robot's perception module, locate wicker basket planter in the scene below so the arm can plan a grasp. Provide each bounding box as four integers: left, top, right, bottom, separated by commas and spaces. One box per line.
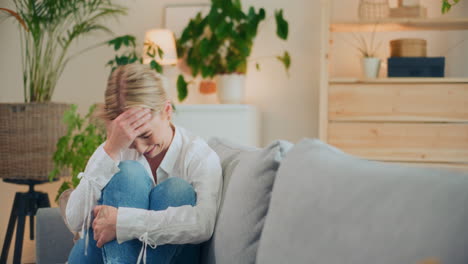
0, 103, 69, 181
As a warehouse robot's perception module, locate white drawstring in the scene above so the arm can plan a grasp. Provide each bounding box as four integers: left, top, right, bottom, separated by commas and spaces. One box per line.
77, 172, 100, 256
136, 232, 157, 264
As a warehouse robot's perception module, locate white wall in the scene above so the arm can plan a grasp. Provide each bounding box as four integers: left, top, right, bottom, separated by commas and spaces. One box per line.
0, 0, 322, 262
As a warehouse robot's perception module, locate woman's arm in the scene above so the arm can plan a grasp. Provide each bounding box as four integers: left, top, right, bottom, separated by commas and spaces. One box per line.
115, 146, 222, 245
67, 107, 152, 232
66, 142, 120, 232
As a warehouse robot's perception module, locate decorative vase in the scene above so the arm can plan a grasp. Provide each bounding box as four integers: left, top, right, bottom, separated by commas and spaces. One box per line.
362, 57, 381, 79
0, 102, 69, 181
215, 73, 246, 104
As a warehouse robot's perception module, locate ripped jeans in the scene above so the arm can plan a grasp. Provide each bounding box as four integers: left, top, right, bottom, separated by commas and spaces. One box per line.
67, 160, 200, 264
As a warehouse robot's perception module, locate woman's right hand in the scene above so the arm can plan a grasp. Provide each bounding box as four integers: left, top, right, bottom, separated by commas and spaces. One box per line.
103, 108, 152, 161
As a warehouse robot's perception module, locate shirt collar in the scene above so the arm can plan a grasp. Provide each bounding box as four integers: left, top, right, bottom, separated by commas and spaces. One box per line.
159, 124, 181, 175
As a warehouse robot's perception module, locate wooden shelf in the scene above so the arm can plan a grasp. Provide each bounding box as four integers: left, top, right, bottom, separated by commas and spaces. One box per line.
331, 17, 468, 32
388, 161, 468, 172
329, 77, 468, 84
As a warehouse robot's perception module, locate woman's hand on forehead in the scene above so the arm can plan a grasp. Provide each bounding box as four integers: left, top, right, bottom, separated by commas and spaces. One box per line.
104, 108, 152, 161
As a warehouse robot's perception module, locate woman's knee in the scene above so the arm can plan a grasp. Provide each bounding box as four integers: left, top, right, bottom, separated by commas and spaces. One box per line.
101, 160, 152, 207
149, 177, 196, 210
105, 161, 152, 190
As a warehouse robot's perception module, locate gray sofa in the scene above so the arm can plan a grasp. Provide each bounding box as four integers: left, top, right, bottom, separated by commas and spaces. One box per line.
37, 138, 468, 264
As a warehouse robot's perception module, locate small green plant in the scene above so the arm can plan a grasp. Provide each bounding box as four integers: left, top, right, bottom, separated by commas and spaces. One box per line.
442, 0, 461, 13
176, 0, 291, 94
49, 104, 106, 201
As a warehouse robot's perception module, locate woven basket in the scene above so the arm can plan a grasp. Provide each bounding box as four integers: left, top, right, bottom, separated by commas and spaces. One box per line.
0, 103, 69, 181
390, 38, 427, 57
358, 0, 390, 20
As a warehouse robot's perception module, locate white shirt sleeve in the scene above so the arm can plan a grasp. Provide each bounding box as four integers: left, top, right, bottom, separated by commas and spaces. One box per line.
66, 142, 121, 232
116, 148, 222, 245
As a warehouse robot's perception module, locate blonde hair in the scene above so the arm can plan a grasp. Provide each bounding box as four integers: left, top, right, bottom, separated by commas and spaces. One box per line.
101, 64, 168, 120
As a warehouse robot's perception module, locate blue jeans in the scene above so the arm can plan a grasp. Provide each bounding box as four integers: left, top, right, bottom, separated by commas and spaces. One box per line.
68, 161, 200, 264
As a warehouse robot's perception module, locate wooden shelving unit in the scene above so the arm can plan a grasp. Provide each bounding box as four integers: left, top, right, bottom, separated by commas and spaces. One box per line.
331, 17, 468, 32
319, 2, 468, 171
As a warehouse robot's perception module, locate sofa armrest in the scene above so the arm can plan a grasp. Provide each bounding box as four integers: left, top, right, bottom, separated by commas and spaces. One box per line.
36, 207, 74, 264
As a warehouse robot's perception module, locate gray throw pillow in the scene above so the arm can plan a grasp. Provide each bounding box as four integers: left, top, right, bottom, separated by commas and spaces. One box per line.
256, 138, 468, 264
207, 137, 258, 209
201, 137, 257, 264
204, 139, 292, 264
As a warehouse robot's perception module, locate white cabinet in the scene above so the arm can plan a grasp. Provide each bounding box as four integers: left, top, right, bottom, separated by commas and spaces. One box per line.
173, 104, 260, 147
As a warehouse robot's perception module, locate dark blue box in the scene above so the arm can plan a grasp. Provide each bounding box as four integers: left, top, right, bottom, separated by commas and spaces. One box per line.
387, 57, 445, 77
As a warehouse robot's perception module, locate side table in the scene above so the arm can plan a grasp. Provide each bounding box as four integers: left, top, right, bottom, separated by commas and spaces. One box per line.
0, 179, 51, 264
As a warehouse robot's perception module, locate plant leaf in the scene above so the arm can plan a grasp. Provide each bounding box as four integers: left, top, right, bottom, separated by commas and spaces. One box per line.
0, 8, 29, 31
150, 60, 163, 73
442, 1, 452, 13
275, 9, 288, 40
177, 75, 188, 102
276, 51, 291, 73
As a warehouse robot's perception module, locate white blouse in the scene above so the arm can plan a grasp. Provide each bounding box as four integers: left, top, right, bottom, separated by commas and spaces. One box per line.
66, 125, 222, 259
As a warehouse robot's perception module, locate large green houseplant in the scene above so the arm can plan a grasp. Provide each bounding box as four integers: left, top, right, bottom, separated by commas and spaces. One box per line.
0, 0, 127, 181
1, 0, 126, 102
176, 0, 290, 103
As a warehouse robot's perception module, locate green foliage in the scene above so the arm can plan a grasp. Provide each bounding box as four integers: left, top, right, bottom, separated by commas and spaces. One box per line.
275, 10, 288, 40
177, 0, 290, 83
1, 0, 127, 102
276, 51, 291, 75
442, 0, 461, 13
104, 35, 188, 101
177, 75, 188, 102
49, 104, 106, 201
106, 35, 142, 72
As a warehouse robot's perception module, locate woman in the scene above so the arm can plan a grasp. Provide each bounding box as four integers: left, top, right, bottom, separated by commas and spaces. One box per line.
66, 64, 222, 264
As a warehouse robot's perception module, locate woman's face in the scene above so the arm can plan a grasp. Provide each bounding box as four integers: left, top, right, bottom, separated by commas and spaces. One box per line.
129, 103, 174, 159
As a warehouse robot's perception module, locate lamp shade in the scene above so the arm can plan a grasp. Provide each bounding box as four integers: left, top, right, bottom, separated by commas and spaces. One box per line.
144, 29, 178, 65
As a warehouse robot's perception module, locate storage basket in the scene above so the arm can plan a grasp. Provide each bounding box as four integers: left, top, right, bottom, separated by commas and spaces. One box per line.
390, 38, 427, 57
0, 103, 69, 180
358, 0, 390, 20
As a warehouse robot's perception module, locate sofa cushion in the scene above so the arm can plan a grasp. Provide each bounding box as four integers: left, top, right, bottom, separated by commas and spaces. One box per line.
256, 139, 468, 264
36, 208, 75, 264
203, 139, 292, 264
207, 137, 258, 208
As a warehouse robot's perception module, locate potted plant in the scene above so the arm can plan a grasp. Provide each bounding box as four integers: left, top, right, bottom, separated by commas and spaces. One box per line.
349, 24, 382, 79
176, 0, 291, 104
0, 0, 127, 181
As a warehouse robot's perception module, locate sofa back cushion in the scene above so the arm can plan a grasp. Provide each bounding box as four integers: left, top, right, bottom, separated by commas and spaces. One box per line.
207, 137, 258, 209
256, 139, 468, 264
202, 138, 292, 264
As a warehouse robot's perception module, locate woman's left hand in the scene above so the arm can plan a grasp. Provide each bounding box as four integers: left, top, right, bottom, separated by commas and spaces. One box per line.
92, 205, 117, 248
